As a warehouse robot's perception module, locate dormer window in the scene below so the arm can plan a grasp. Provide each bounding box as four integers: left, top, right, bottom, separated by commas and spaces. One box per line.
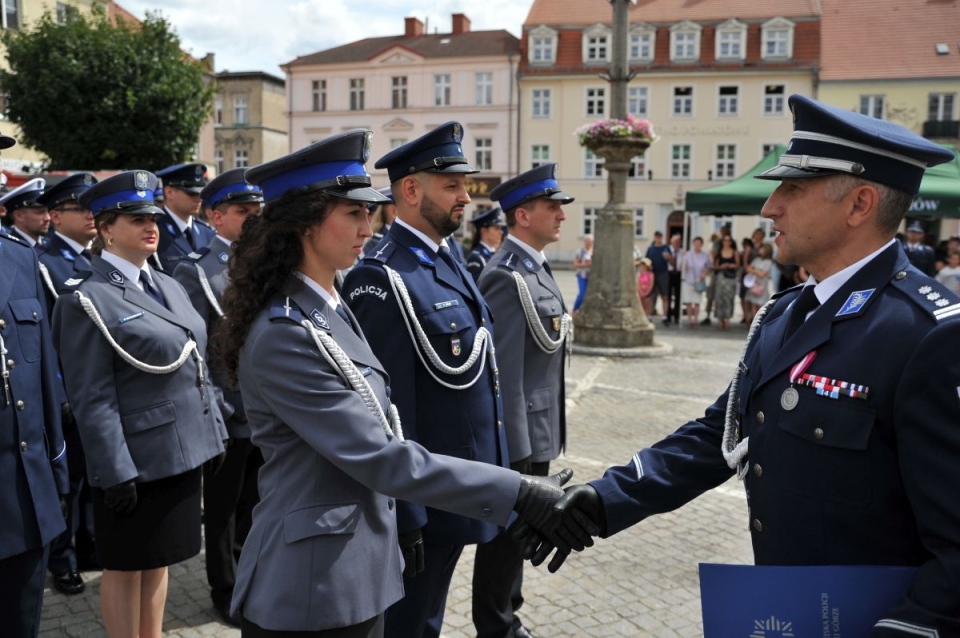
715, 19, 746, 61
529, 25, 558, 65
583, 24, 611, 63
761, 17, 795, 60
670, 21, 702, 62
629, 23, 656, 62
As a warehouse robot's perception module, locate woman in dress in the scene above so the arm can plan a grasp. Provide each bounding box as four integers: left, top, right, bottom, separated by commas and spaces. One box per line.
712, 234, 741, 330
744, 242, 775, 324
679, 237, 712, 327
52, 171, 227, 638
572, 234, 593, 314
216, 131, 577, 638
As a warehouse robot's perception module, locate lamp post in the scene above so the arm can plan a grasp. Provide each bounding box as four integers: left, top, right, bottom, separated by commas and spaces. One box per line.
574, 0, 654, 347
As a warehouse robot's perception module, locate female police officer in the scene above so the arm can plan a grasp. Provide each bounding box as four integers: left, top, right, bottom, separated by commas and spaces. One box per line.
217, 130, 585, 638
52, 170, 227, 638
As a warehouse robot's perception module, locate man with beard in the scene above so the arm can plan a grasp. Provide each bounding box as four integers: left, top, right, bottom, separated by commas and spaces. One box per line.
2, 179, 48, 250
343, 123, 510, 638
153, 163, 215, 272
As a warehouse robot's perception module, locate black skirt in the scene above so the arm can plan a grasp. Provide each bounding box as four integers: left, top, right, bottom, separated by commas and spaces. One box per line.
92, 468, 202, 571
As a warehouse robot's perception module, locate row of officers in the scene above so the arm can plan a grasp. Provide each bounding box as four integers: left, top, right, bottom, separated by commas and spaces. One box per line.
4, 92, 960, 638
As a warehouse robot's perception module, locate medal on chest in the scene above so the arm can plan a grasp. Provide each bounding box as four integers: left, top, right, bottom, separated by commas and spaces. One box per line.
782, 351, 816, 411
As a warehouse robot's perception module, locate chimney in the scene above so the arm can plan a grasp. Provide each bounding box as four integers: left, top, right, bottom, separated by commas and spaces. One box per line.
404, 16, 424, 38
451, 13, 471, 35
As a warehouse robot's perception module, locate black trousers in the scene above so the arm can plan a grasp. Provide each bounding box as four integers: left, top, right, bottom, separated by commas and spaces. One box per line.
204, 436, 263, 606
667, 271, 682, 323
242, 614, 383, 638
472, 458, 550, 638
384, 542, 463, 638
0, 544, 49, 638
48, 415, 95, 574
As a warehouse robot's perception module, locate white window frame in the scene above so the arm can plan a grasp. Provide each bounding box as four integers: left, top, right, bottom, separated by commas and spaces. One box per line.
434, 74, 451, 107
671, 143, 692, 180
233, 149, 249, 169
532, 88, 552, 118
761, 17, 795, 60
390, 138, 407, 149
391, 76, 407, 110
859, 95, 885, 119
717, 85, 740, 117
763, 84, 786, 116
233, 96, 248, 125
475, 138, 492, 171
214, 97, 223, 125
528, 25, 558, 64
714, 143, 737, 179
928, 92, 956, 121
584, 149, 604, 179
629, 23, 656, 62
672, 85, 694, 117
628, 85, 649, 117
715, 19, 746, 61
670, 21, 702, 62
531, 144, 550, 169
633, 208, 646, 240
349, 78, 364, 111
582, 206, 600, 236
760, 142, 780, 160
214, 149, 224, 174
585, 87, 606, 117
629, 155, 647, 180
312, 79, 326, 112
2, 0, 20, 29
582, 23, 611, 63
475, 72, 493, 106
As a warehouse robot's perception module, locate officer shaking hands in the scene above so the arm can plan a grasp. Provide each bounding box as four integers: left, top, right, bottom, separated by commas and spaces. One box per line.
524, 95, 960, 636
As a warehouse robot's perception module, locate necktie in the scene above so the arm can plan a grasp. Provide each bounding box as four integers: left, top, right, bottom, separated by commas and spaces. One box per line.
542, 260, 554, 278
80, 249, 92, 261
439, 245, 472, 289
335, 304, 353, 330
139, 271, 166, 308
783, 285, 820, 341
185, 225, 196, 250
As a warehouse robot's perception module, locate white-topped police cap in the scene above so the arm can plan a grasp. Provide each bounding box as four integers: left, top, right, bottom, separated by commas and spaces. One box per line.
245, 130, 389, 205
905, 220, 925, 233
757, 95, 956, 195
36, 173, 97, 210
156, 162, 209, 194
489, 163, 574, 211
79, 170, 163, 217
375, 121, 478, 183
0, 129, 16, 150
201, 167, 263, 209
0, 177, 46, 212
469, 207, 504, 229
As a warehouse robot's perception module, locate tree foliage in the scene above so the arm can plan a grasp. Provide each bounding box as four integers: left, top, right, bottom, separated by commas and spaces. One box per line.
0, 7, 214, 170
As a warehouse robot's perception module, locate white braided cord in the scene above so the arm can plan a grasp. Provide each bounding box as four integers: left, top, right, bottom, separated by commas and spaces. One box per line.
73, 290, 202, 376
511, 271, 571, 354
37, 262, 58, 300
383, 265, 492, 390
300, 319, 404, 441
721, 297, 778, 479
196, 265, 225, 318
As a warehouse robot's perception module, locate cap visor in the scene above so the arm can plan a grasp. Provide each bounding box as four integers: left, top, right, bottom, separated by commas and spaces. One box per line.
335, 185, 392, 204
546, 190, 575, 205
172, 185, 204, 195
426, 163, 480, 175
0, 135, 16, 150
112, 205, 164, 216
755, 165, 841, 181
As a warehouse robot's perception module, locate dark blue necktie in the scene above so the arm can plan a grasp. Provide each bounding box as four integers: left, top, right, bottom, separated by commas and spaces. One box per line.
185, 225, 197, 250
542, 260, 554, 278
335, 304, 353, 329
783, 285, 820, 341
139, 271, 166, 308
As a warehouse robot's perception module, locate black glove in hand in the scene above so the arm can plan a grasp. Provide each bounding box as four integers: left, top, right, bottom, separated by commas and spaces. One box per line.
523, 484, 604, 573
103, 480, 138, 514
512, 468, 594, 554
398, 529, 425, 578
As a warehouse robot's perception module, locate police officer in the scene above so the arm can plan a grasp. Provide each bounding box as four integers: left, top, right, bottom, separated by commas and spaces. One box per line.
527, 95, 960, 636
902, 220, 936, 276
154, 163, 215, 272
173, 168, 264, 627
343, 122, 512, 638
35, 173, 99, 595
474, 164, 574, 638
362, 187, 397, 256
2, 179, 48, 249
465, 207, 505, 283
0, 119, 69, 638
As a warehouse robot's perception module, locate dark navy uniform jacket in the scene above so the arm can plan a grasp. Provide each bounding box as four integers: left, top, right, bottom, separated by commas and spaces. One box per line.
902, 241, 936, 277
0, 231, 69, 560
36, 232, 91, 318
590, 242, 960, 634
343, 223, 509, 545
154, 208, 215, 272
466, 243, 495, 284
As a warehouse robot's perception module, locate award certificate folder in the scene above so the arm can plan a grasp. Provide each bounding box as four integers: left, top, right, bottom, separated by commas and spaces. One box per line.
699, 563, 917, 637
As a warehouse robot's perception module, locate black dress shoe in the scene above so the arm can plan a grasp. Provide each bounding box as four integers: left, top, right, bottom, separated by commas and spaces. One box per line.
53, 570, 85, 595
511, 618, 536, 638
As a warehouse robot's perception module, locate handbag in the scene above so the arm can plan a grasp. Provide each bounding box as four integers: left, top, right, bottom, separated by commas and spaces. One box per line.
750, 281, 766, 296
694, 280, 708, 293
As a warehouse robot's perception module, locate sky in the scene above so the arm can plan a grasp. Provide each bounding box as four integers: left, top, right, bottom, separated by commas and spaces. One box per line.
117, 0, 533, 76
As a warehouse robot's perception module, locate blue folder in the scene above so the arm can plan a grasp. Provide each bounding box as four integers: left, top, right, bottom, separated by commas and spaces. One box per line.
700, 563, 917, 637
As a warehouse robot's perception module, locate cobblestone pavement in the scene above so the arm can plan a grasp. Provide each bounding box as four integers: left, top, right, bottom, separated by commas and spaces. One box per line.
39, 271, 756, 637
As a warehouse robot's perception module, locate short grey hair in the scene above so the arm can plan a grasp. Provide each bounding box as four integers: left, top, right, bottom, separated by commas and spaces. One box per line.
822, 174, 913, 236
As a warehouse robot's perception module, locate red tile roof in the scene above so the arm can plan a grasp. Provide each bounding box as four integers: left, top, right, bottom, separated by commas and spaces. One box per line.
820, 0, 960, 81
286, 30, 520, 67
524, 0, 820, 26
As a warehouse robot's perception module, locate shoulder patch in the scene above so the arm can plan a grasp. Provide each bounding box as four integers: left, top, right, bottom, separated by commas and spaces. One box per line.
349, 283, 389, 303
185, 247, 210, 261
890, 268, 960, 321
363, 240, 396, 264
59, 248, 76, 262
409, 246, 434, 266
268, 295, 306, 324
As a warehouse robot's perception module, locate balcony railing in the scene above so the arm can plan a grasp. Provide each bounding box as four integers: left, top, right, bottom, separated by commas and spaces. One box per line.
923, 120, 960, 138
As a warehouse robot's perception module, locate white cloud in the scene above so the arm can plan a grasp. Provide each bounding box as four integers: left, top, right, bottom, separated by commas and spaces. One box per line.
117, 0, 531, 75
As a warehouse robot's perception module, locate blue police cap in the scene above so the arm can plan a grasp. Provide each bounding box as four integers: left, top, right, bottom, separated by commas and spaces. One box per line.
0, 130, 15, 150
756, 95, 955, 195
246, 130, 389, 205
201, 168, 263, 209
156, 163, 209, 194
36, 173, 97, 210
0, 178, 46, 212
905, 221, 925, 233
469, 207, 504, 229
490, 163, 574, 212
375, 122, 478, 183
80, 170, 163, 217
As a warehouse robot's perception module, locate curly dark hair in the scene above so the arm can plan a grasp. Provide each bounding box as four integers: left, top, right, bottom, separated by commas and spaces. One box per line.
217, 188, 338, 385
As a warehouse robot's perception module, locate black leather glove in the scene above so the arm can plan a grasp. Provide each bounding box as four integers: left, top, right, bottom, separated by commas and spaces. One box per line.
528, 484, 604, 572
398, 529, 425, 578
512, 468, 596, 555
103, 480, 138, 514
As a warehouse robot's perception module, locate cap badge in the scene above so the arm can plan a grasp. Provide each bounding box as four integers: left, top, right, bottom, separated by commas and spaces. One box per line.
550, 164, 557, 178
195, 165, 204, 179
363, 131, 373, 162
452, 123, 462, 141
134, 171, 150, 191
83, 174, 93, 186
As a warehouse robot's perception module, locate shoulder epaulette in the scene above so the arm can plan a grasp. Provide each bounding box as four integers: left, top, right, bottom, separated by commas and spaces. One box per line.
194, 218, 213, 230
185, 246, 210, 261
60, 271, 93, 291
0, 228, 24, 244
268, 295, 307, 324
361, 239, 397, 264
890, 267, 960, 322
495, 250, 521, 272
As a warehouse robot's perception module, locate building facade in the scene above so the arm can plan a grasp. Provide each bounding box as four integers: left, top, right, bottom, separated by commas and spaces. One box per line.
284, 14, 521, 222
213, 71, 288, 174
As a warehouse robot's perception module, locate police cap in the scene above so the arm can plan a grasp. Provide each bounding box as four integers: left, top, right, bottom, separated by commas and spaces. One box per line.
156, 163, 209, 194
201, 168, 263, 210
375, 121, 478, 183
80, 170, 163, 217
490, 163, 574, 212
36, 173, 97, 210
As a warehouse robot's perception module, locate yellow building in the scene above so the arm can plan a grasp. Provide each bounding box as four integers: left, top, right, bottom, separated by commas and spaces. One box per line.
213, 71, 288, 173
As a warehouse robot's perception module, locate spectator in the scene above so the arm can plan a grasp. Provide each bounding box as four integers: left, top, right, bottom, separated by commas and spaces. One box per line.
935, 251, 960, 295
739, 237, 756, 324
637, 257, 655, 317
573, 234, 593, 314
665, 233, 683, 326
713, 234, 741, 330
680, 237, 711, 327
743, 242, 774, 324
644, 231, 671, 319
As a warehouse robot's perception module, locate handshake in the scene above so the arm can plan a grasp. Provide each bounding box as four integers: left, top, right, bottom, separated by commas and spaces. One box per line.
511, 469, 603, 572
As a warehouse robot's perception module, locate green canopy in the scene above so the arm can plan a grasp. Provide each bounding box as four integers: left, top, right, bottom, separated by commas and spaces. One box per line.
686, 145, 960, 217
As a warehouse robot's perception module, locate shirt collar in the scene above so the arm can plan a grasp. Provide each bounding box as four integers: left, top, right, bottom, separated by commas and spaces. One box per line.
214, 234, 232, 248
164, 206, 193, 234
295, 271, 341, 310
505, 235, 546, 266
100, 250, 157, 287
395, 218, 442, 254
805, 238, 897, 306
55, 231, 88, 255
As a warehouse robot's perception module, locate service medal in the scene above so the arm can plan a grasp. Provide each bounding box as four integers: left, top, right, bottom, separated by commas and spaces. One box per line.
552, 316, 560, 331
780, 387, 799, 411
451, 337, 461, 356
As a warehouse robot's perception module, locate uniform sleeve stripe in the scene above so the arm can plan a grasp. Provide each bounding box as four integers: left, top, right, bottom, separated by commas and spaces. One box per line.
632, 453, 644, 480
873, 619, 939, 637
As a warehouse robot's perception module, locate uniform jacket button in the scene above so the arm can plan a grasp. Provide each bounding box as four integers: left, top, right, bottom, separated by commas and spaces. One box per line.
450, 322, 457, 330
20, 441, 27, 451
753, 518, 763, 532
813, 427, 824, 440
0, 319, 6, 329
387, 499, 395, 510
753, 464, 763, 477
480, 507, 493, 517
16, 400, 24, 410
756, 411, 765, 424
497, 420, 503, 430
32, 312, 38, 319
6, 359, 14, 368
